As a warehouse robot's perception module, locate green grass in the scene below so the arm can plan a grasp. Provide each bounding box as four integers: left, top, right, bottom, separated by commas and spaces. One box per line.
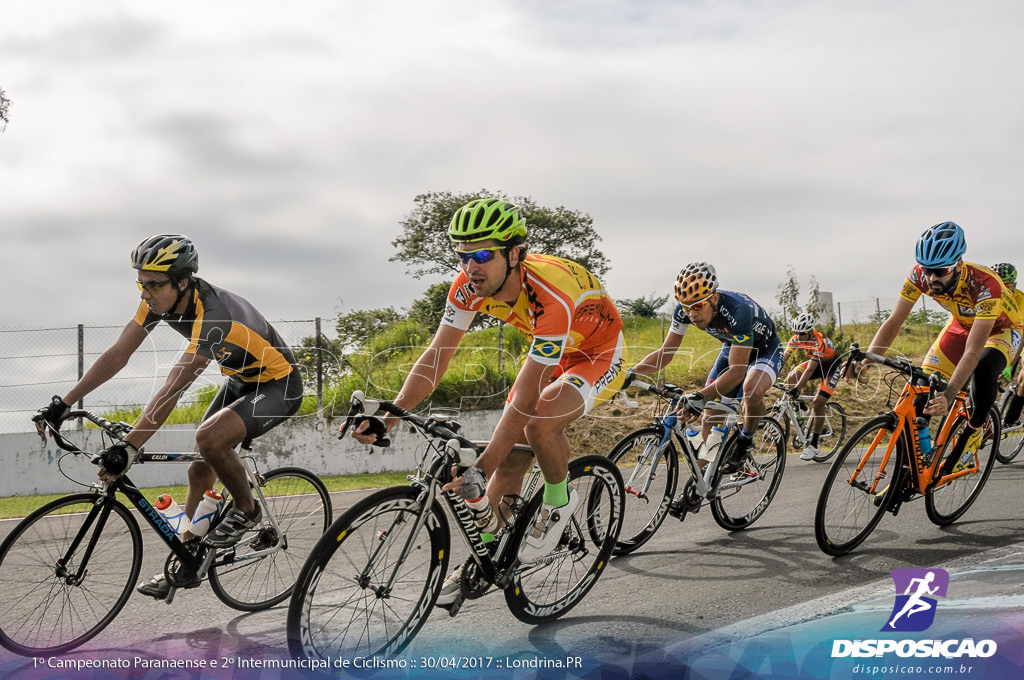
0, 470, 414, 520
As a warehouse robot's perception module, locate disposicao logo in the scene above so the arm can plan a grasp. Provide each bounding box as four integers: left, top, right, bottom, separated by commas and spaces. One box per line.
882, 568, 948, 632
831, 568, 998, 659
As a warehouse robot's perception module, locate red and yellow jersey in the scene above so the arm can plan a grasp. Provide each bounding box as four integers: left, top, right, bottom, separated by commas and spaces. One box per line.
783, 330, 837, 364
441, 253, 623, 365
899, 261, 1021, 332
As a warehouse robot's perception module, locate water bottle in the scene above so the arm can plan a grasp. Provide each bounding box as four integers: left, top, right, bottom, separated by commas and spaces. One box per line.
466, 496, 497, 534
701, 425, 728, 462
916, 417, 932, 458
154, 495, 191, 536
188, 489, 224, 538
685, 427, 705, 458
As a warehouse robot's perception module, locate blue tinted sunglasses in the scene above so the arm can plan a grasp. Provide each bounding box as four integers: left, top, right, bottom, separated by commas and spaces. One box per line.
456, 247, 507, 265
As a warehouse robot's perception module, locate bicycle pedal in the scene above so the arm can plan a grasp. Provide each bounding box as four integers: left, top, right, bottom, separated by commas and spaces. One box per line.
444, 596, 464, 618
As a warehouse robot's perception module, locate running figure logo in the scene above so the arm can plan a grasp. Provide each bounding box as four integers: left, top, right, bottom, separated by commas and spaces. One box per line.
882, 568, 949, 632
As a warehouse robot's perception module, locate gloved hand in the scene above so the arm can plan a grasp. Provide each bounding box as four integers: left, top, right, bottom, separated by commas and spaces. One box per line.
622, 369, 637, 390
456, 465, 487, 501
34, 395, 71, 431
96, 441, 140, 477
1003, 366, 1014, 383
787, 387, 800, 398
681, 392, 707, 416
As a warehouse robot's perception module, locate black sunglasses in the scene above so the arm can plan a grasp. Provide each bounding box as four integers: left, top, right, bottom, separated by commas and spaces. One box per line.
922, 265, 955, 278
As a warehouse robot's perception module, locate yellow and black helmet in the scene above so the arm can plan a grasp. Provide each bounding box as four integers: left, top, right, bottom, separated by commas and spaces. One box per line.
131, 234, 199, 276
448, 198, 528, 244
674, 262, 719, 305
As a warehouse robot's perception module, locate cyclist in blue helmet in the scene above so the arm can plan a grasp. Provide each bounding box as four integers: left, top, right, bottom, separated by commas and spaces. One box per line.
848, 222, 1022, 470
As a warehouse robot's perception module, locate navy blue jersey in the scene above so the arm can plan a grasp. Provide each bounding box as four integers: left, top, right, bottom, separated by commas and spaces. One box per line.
670, 290, 780, 353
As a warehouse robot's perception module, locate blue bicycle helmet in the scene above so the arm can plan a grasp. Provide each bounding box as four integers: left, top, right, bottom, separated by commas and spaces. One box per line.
915, 222, 965, 268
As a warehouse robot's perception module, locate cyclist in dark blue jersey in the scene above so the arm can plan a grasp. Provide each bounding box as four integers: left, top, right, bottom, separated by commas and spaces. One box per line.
34, 235, 303, 599
626, 262, 783, 477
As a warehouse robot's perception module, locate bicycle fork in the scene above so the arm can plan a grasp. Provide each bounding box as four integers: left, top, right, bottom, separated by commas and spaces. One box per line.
55, 496, 115, 587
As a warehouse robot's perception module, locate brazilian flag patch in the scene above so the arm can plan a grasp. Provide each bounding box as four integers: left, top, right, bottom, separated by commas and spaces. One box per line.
531, 338, 564, 359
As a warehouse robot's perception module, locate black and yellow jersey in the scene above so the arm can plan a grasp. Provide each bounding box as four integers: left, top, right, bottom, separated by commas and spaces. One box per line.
132, 278, 296, 383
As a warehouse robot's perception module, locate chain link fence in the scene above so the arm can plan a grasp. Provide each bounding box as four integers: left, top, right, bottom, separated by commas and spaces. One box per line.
0, 319, 335, 434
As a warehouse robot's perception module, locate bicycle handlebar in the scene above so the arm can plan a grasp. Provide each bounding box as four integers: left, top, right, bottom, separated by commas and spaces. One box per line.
626, 380, 737, 414
338, 390, 483, 458
42, 410, 130, 456
848, 343, 948, 393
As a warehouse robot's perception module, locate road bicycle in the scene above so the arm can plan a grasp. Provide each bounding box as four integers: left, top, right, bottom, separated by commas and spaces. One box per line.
606, 379, 786, 555
768, 384, 848, 462
0, 410, 332, 656
815, 344, 1000, 556
995, 380, 1024, 464
286, 390, 624, 660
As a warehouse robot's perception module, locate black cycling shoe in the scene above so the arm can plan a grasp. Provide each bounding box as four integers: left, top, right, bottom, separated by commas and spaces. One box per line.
137, 574, 172, 599
720, 437, 752, 474
204, 504, 262, 548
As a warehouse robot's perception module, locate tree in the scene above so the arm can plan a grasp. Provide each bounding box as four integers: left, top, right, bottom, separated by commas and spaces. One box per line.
406, 282, 451, 331
390, 190, 610, 280
617, 293, 670, 318
335, 307, 403, 351
775, 265, 801, 324
0, 87, 10, 133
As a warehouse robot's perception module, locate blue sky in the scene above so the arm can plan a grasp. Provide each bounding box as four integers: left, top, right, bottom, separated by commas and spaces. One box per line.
2, 0, 1022, 330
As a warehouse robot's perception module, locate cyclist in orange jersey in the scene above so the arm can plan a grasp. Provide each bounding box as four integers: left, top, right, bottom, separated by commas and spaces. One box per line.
351, 198, 627, 603
781, 312, 843, 461
848, 223, 1021, 470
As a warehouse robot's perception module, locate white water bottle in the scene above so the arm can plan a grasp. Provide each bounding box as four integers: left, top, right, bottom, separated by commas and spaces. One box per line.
155, 495, 191, 536
466, 496, 497, 533
701, 425, 727, 462
189, 489, 224, 537
685, 427, 705, 458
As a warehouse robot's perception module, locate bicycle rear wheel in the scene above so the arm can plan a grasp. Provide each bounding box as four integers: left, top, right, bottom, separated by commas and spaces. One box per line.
815, 415, 904, 556
209, 467, 332, 611
0, 494, 142, 656
925, 408, 999, 525
997, 394, 1024, 464
287, 486, 449, 661
710, 416, 786, 530
605, 426, 678, 555
505, 455, 623, 624
811, 402, 848, 463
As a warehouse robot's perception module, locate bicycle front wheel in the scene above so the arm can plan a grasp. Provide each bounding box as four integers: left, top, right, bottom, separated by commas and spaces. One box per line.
0, 493, 143, 656
605, 426, 678, 555
505, 455, 624, 624
997, 395, 1024, 464
710, 416, 786, 530
812, 402, 848, 463
287, 486, 449, 661
815, 415, 904, 556
925, 408, 999, 526
210, 467, 332, 611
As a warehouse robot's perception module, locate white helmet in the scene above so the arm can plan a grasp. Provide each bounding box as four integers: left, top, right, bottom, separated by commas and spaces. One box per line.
792, 313, 816, 334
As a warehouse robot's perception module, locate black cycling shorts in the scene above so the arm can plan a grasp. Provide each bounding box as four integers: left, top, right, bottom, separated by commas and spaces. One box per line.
202, 368, 304, 442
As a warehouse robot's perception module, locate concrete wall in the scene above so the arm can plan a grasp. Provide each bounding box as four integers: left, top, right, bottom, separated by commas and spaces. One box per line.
2, 411, 502, 497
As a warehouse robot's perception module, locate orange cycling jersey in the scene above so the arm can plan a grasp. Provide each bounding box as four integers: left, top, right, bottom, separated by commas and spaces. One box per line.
899, 261, 1021, 332
783, 330, 837, 364
441, 253, 623, 365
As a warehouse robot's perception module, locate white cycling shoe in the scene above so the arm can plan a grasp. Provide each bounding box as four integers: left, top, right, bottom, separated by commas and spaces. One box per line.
800, 445, 819, 461
518, 489, 579, 564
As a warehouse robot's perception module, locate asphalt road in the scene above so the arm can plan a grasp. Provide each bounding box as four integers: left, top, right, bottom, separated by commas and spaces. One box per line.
2, 453, 1023, 672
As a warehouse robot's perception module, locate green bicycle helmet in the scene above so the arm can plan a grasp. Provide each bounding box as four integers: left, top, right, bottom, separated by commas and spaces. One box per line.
448, 198, 528, 244
131, 234, 199, 277
992, 262, 1017, 284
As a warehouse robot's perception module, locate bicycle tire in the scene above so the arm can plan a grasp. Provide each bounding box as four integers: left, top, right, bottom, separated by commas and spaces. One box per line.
710, 416, 786, 530
605, 426, 678, 555
996, 393, 1024, 464
286, 485, 449, 661
815, 415, 904, 556
812, 402, 849, 463
0, 493, 143, 656
209, 467, 333, 611
505, 455, 624, 624
925, 407, 999, 526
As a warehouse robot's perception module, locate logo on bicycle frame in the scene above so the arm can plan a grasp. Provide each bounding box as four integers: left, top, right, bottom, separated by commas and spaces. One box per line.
882, 568, 949, 632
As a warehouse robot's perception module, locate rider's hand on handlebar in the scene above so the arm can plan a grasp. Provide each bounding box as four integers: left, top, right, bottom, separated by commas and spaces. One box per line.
441, 465, 487, 500
96, 440, 140, 483
349, 416, 389, 446
923, 391, 950, 417
622, 368, 637, 390
33, 395, 71, 442
842, 359, 869, 385
673, 392, 706, 424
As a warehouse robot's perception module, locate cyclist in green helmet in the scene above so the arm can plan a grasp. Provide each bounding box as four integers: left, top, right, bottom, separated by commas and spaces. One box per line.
352, 197, 628, 606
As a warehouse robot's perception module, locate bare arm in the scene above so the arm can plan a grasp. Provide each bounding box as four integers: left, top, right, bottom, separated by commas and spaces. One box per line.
64, 321, 149, 405
631, 330, 685, 375
123, 351, 211, 449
